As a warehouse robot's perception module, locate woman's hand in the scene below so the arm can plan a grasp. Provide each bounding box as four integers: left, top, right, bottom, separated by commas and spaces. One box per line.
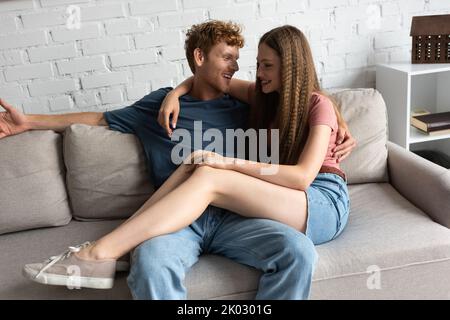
333, 124, 357, 163
199, 152, 234, 170
186, 150, 234, 170
158, 91, 180, 137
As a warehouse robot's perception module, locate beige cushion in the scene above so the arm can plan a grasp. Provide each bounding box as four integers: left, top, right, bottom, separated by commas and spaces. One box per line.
63, 124, 154, 220
0, 131, 72, 234
330, 88, 389, 184
310, 183, 450, 299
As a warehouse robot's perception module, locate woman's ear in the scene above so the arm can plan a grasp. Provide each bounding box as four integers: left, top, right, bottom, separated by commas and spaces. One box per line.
193, 48, 205, 68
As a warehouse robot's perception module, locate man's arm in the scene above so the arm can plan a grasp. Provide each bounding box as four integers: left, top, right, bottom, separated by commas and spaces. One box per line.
0, 98, 107, 139
26, 112, 107, 132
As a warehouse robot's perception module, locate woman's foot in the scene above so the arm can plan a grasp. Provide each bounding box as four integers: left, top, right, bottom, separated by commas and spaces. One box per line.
22, 242, 117, 289
75, 241, 130, 272
71, 242, 129, 272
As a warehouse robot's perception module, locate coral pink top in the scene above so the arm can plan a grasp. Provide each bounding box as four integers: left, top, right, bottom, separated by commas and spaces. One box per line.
248, 84, 340, 170
308, 92, 340, 170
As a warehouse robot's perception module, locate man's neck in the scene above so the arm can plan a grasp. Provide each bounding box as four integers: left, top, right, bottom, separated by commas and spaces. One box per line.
189, 77, 224, 101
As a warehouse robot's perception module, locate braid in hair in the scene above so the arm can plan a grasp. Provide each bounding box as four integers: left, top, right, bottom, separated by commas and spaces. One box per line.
289, 32, 311, 163
286, 28, 304, 163
279, 30, 294, 162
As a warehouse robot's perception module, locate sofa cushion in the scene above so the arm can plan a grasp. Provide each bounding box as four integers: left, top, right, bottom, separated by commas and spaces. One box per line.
330, 89, 389, 184
63, 124, 154, 220
0, 131, 71, 235
310, 183, 450, 299
2, 183, 450, 299
0, 218, 261, 300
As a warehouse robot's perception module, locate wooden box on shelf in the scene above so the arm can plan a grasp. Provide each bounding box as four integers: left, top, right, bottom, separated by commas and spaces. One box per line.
410, 14, 450, 64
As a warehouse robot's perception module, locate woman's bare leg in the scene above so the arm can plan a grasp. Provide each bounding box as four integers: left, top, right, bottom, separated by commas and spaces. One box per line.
121, 163, 196, 225
81, 166, 307, 260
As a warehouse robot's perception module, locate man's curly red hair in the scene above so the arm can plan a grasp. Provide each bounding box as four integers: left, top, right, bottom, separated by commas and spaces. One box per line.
185, 20, 244, 74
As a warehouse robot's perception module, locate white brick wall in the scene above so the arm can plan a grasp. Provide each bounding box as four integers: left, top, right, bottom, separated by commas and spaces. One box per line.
49, 95, 73, 111
51, 24, 101, 42
0, 0, 449, 114
28, 79, 77, 96
57, 56, 106, 74
100, 88, 123, 105
81, 71, 128, 89
0, 15, 18, 33
110, 50, 157, 67
4, 63, 53, 81
0, 31, 47, 50
0, 0, 34, 12
29, 44, 77, 63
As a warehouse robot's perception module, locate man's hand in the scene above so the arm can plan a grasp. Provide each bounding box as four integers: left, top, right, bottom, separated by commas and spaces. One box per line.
158, 92, 180, 137
333, 124, 357, 163
0, 98, 29, 139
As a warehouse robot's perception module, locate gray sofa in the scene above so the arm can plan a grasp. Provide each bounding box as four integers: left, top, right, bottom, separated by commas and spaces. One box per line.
1, 88, 450, 300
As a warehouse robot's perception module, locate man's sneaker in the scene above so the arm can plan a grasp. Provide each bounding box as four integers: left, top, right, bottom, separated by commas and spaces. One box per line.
22, 242, 116, 289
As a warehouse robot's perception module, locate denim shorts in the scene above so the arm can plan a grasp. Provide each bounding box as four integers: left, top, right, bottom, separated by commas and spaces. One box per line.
305, 173, 350, 245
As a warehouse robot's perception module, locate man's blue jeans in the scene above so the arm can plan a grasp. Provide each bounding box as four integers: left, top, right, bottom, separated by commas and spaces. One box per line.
127, 205, 318, 300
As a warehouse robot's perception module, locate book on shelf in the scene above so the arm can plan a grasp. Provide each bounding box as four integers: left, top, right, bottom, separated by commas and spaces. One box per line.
411, 109, 431, 117
410, 111, 450, 133
413, 127, 450, 136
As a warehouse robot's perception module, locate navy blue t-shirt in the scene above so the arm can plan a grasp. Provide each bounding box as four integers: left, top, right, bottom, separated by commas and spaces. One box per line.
104, 87, 249, 188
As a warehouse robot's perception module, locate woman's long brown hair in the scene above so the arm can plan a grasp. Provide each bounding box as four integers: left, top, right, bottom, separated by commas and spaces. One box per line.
250, 26, 323, 165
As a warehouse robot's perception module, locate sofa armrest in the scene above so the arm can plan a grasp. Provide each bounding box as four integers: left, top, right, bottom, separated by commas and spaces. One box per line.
387, 141, 450, 228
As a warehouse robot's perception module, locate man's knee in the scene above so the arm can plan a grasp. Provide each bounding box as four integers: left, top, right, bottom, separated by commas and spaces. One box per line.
280, 231, 318, 268
128, 236, 195, 300
128, 241, 157, 292
130, 237, 173, 274
130, 234, 198, 277
127, 238, 177, 298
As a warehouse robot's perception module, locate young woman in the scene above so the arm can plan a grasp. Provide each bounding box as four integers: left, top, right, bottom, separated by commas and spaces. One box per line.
23, 25, 352, 291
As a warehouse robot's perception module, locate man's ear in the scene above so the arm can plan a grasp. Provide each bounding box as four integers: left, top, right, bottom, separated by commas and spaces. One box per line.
193, 48, 205, 68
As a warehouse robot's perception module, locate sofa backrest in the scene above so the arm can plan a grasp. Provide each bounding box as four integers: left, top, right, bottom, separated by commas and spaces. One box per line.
0, 88, 389, 226
63, 89, 388, 221
0, 131, 72, 235
330, 88, 389, 184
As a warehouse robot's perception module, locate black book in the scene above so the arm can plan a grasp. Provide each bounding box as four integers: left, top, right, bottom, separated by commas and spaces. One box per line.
411, 111, 450, 132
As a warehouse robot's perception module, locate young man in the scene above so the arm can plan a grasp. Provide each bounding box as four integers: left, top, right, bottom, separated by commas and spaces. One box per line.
0, 20, 355, 299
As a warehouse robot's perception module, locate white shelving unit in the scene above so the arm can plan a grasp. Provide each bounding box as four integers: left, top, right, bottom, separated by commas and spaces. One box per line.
376, 62, 450, 157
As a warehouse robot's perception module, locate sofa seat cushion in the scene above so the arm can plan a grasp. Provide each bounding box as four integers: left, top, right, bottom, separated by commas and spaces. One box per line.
0, 131, 72, 235
311, 183, 450, 299
63, 124, 154, 220
0, 219, 260, 300
2, 183, 450, 300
